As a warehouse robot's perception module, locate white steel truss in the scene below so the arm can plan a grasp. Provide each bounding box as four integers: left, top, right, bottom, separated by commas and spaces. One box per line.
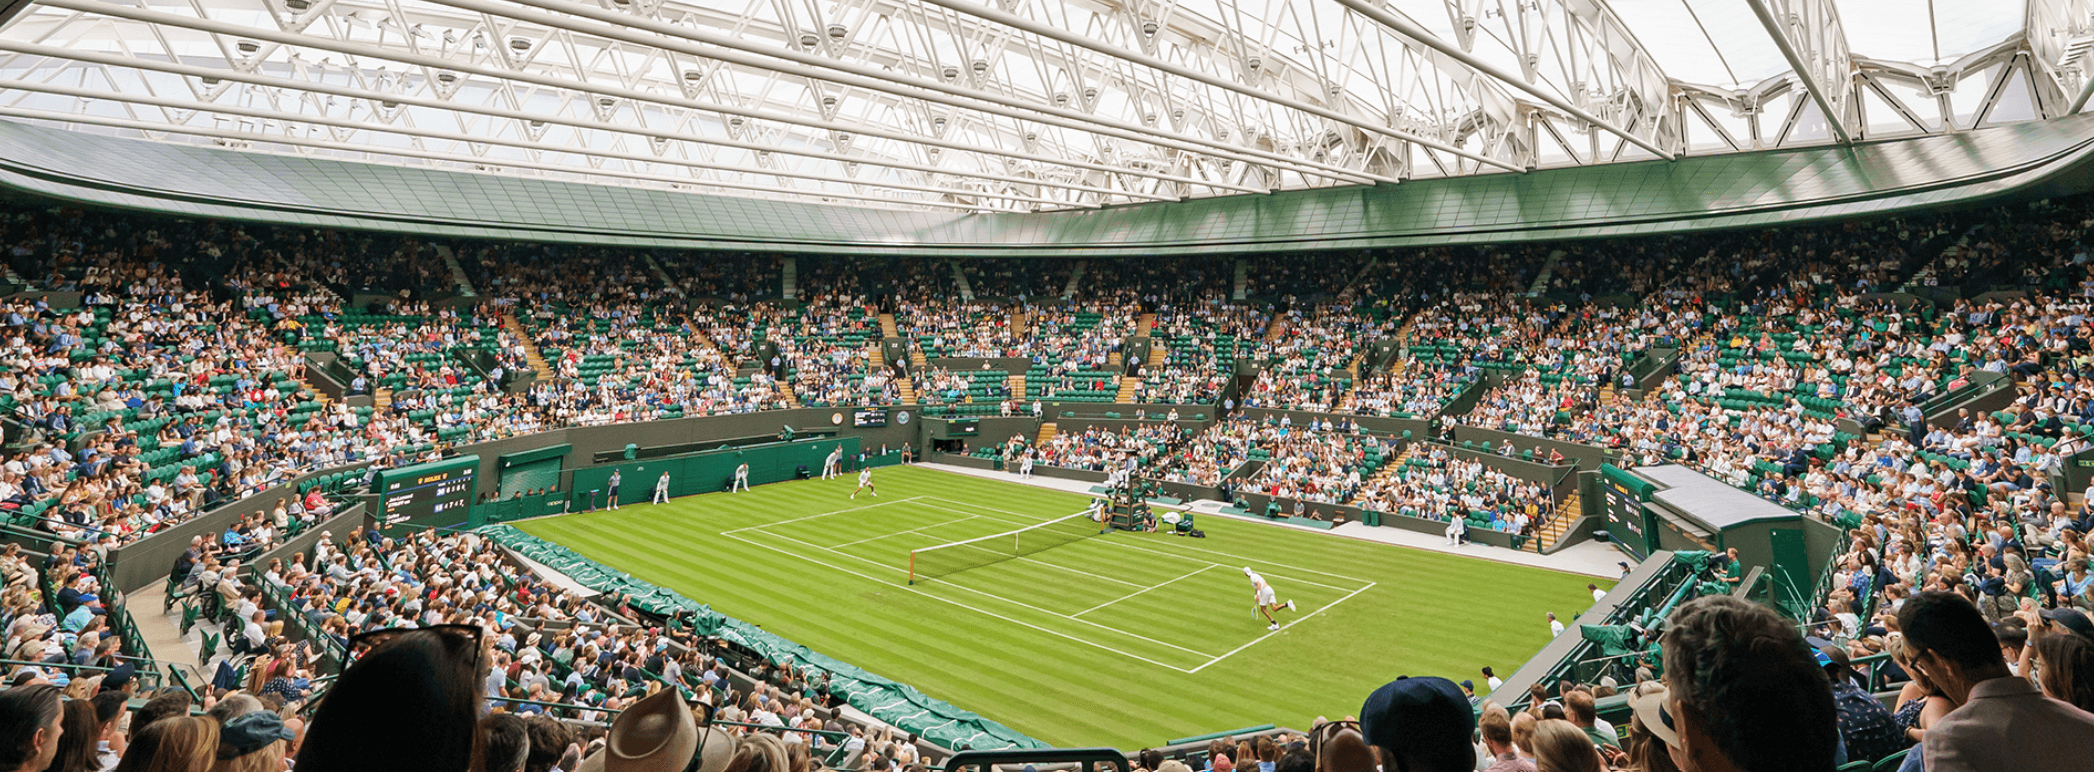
0, 0, 2085, 211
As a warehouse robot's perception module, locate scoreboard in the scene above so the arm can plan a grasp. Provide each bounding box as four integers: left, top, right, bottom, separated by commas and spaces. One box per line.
1597, 464, 1657, 559
374, 455, 480, 531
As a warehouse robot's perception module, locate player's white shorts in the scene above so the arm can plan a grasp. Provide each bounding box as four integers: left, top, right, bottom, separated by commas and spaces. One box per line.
1256, 587, 1277, 607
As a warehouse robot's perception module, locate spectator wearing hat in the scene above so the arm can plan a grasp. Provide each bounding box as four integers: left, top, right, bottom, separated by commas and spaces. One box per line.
1901, 590, 2094, 772
1661, 595, 1837, 772
215, 710, 293, 772
1360, 676, 1474, 772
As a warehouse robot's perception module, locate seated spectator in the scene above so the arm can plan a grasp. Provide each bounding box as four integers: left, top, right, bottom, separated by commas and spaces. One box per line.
1661, 595, 1838, 772
1360, 676, 1474, 772
1901, 591, 2094, 771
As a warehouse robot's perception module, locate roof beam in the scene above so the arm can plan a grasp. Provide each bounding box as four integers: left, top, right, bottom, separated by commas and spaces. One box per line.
461, 0, 1398, 186
27, 0, 1251, 198
0, 78, 1085, 208
1743, 0, 1854, 144
908, 0, 1522, 173
1332, 0, 1674, 161
0, 40, 1165, 205
0, 107, 985, 211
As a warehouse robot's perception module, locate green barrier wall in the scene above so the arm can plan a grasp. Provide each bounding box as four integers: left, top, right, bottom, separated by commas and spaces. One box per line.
475, 524, 1043, 751
569, 438, 860, 509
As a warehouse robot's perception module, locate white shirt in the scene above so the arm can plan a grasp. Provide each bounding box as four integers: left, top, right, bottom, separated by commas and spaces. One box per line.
1592, 587, 1607, 602
858, 469, 871, 484
1486, 676, 1504, 691
1550, 618, 1566, 637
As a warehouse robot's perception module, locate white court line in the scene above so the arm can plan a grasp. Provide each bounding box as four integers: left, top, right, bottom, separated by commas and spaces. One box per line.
718, 529, 1205, 673
733, 522, 1217, 659
926, 497, 1372, 593
904, 503, 1144, 588
829, 515, 980, 548
1074, 565, 1212, 616
1188, 582, 1378, 674
720, 496, 928, 535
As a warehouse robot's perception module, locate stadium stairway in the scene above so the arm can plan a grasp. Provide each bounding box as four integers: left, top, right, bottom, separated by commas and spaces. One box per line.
781, 256, 797, 300
868, 344, 884, 371
1036, 421, 1058, 445
374, 386, 393, 410
503, 313, 557, 381
1232, 259, 1249, 300
1007, 372, 1025, 400
124, 583, 215, 695
950, 261, 975, 301
1061, 261, 1085, 299
878, 312, 899, 338
1115, 376, 1139, 403
1136, 312, 1154, 337
1146, 344, 1167, 368
1010, 306, 1029, 340
1528, 492, 1581, 553
643, 252, 679, 293
1349, 443, 1419, 505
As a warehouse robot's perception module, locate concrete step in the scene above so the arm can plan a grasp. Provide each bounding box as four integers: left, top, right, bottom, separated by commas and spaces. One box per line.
1036, 421, 1058, 445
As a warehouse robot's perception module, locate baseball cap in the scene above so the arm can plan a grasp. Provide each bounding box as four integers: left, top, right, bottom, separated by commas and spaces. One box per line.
218, 712, 294, 759
1360, 677, 1474, 765
2041, 607, 2094, 639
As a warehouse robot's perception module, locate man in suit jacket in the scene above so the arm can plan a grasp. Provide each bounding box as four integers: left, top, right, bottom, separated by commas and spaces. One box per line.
1901, 591, 2094, 772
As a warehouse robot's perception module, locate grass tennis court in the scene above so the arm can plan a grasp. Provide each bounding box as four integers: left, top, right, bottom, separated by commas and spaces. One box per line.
518, 466, 1608, 749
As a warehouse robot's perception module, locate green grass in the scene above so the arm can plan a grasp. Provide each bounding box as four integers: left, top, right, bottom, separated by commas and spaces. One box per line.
518, 466, 1608, 749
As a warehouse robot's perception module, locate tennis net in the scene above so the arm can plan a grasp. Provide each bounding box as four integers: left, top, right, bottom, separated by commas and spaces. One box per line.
908, 511, 1105, 584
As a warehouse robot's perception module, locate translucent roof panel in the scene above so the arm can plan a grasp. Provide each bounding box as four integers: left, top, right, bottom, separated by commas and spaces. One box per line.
1842, 0, 2029, 66
0, 0, 2072, 213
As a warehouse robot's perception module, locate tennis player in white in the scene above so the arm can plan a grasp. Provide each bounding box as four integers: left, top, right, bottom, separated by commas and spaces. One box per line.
850, 467, 877, 499
823, 446, 842, 480
1244, 567, 1296, 631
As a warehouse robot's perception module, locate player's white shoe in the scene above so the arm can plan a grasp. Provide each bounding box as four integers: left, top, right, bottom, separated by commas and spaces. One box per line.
1267, 623, 1279, 631
1287, 600, 1296, 612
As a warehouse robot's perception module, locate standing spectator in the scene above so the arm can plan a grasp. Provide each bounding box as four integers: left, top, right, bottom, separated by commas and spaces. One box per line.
1359, 676, 1474, 772
1900, 590, 2094, 771
1660, 596, 1837, 772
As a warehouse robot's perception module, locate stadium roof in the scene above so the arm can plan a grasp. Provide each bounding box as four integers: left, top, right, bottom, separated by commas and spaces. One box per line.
0, 0, 2082, 213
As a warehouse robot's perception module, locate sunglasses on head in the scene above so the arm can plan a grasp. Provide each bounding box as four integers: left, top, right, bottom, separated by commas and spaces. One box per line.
338, 623, 484, 673
1310, 719, 1360, 759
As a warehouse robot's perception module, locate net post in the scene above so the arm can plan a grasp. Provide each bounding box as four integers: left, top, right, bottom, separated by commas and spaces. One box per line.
908, 551, 917, 585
